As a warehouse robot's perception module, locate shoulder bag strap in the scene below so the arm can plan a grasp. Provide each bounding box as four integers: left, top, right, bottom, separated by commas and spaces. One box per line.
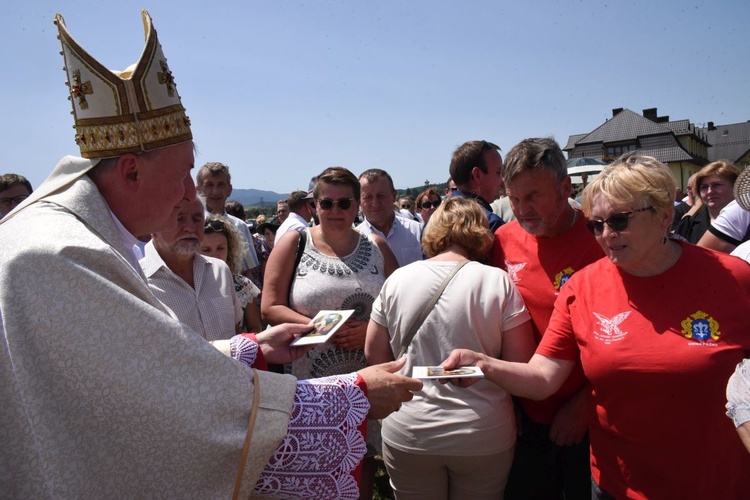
397, 260, 469, 358
287, 229, 307, 303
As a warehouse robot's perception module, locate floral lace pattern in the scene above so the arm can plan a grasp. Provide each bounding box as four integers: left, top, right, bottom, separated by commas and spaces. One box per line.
233, 273, 260, 308
254, 373, 370, 499
727, 359, 750, 427
288, 229, 386, 457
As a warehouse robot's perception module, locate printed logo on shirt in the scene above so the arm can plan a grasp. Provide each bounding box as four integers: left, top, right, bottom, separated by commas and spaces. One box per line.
593, 311, 631, 344
680, 310, 720, 346
504, 260, 526, 283
553, 267, 575, 290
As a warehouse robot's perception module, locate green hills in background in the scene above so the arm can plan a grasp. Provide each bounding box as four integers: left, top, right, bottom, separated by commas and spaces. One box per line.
232, 182, 448, 208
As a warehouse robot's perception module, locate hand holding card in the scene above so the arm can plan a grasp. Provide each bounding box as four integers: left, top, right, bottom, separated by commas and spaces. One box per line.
290, 309, 355, 346
412, 365, 484, 379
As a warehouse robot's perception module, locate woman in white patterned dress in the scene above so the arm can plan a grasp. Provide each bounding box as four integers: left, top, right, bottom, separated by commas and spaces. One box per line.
262, 166, 399, 498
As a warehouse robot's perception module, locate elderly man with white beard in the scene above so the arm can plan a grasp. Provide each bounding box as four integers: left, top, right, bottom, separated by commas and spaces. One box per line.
140, 197, 242, 341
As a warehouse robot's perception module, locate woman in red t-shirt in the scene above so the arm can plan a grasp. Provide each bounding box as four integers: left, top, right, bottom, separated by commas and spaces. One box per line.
441, 154, 750, 500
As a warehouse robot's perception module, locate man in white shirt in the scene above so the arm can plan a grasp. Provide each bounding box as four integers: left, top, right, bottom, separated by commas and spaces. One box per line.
357, 168, 422, 266
274, 190, 314, 245
140, 198, 241, 341
196, 162, 260, 274
276, 199, 290, 223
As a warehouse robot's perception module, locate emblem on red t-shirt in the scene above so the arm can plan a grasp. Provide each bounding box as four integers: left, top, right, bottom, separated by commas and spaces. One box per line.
504, 260, 526, 283
593, 311, 631, 344
680, 311, 720, 343
553, 267, 575, 290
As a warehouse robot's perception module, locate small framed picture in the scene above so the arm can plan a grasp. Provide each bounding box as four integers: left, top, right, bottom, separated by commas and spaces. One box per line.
290, 309, 355, 346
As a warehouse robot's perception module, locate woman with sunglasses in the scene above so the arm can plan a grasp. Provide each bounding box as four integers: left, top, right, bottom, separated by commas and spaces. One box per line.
415, 187, 442, 226
199, 214, 263, 333
261, 166, 398, 498
441, 155, 750, 499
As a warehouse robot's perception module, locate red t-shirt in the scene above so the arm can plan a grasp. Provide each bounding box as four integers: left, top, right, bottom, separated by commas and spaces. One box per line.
538, 242, 750, 499
491, 213, 604, 423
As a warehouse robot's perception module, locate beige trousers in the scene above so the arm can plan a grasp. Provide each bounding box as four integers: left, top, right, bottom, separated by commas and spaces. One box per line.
382, 441, 514, 500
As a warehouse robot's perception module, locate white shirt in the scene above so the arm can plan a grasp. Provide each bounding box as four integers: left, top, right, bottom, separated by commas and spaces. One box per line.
711, 200, 750, 244
140, 241, 241, 341
357, 213, 422, 266
225, 213, 260, 270
274, 212, 308, 245
730, 240, 750, 262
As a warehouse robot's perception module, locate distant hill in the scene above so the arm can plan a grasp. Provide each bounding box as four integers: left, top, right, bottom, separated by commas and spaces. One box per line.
397, 183, 447, 197
229, 189, 288, 207
230, 182, 449, 207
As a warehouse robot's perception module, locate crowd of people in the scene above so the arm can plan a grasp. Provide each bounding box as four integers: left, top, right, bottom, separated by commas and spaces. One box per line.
2, 9, 750, 500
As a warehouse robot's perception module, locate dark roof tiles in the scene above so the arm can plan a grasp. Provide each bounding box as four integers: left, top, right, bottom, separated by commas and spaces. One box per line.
700, 121, 750, 162
576, 109, 668, 144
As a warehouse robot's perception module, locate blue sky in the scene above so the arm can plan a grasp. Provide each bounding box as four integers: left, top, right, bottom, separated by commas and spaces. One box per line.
3, 0, 748, 193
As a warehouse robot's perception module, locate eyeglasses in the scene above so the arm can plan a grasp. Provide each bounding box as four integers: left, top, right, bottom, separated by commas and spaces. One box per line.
419, 200, 441, 210
204, 220, 226, 232
450, 187, 458, 192
0, 195, 29, 207
585, 207, 655, 235
400, 203, 412, 209
316, 198, 355, 211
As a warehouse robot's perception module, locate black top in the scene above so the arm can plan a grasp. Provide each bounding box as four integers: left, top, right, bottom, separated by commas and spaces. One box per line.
673, 206, 710, 244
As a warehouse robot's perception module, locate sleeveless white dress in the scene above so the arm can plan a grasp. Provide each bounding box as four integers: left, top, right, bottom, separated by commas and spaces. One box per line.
289, 227, 386, 454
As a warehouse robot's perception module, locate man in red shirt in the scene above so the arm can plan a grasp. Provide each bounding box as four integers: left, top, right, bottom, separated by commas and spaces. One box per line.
490, 138, 604, 499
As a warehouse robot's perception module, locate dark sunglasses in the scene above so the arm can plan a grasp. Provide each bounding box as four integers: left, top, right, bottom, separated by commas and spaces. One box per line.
585, 207, 654, 235
316, 198, 355, 211
419, 200, 441, 210
400, 203, 412, 209
204, 220, 226, 232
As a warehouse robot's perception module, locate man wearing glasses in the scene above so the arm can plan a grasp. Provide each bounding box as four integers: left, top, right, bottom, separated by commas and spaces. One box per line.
0, 173, 32, 218
489, 138, 603, 499
357, 168, 423, 266
397, 195, 421, 222
449, 140, 505, 232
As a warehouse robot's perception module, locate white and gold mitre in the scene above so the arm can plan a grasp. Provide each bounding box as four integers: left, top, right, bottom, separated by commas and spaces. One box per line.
54, 10, 192, 159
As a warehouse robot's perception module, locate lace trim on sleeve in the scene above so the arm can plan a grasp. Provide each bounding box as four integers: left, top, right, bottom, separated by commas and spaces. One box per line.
253, 373, 370, 499
727, 359, 750, 427
229, 335, 258, 366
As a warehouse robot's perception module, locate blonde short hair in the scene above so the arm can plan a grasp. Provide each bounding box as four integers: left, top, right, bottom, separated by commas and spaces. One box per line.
581, 154, 676, 217
422, 197, 492, 260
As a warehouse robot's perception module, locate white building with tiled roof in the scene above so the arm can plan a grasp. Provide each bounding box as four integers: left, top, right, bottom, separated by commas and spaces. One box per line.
564, 107, 748, 190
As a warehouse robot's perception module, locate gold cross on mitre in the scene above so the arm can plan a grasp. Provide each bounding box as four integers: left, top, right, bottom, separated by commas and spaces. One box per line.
157, 60, 175, 97
70, 69, 93, 109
